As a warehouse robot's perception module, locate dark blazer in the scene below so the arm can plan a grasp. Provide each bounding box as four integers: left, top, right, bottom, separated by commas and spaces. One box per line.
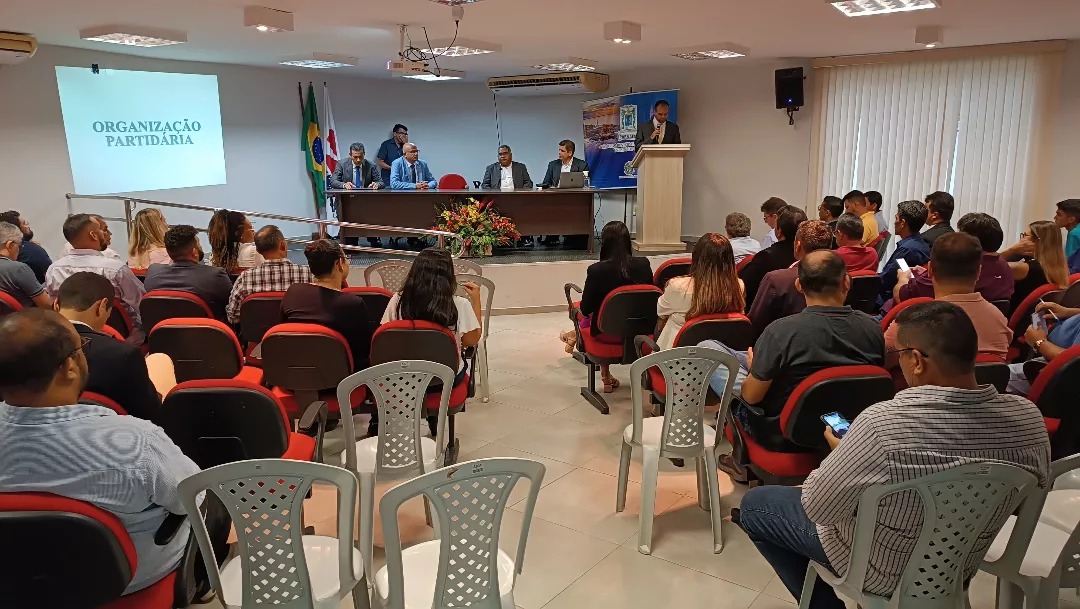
481, 161, 534, 190
738, 240, 796, 313
920, 222, 954, 247
579, 257, 654, 330
747, 267, 806, 336
329, 159, 383, 190
77, 323, 162, 422
540, 158, 589, 188
634, 120, 682, 149
144, 260, 234, 322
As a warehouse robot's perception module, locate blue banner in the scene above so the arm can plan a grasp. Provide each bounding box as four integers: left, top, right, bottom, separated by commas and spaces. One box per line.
583, 89, 678, 190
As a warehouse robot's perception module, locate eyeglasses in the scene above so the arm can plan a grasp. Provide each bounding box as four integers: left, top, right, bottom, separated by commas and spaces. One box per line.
395, 130, 408, 136
64, 336, 92, 362
887, 346, 928, 358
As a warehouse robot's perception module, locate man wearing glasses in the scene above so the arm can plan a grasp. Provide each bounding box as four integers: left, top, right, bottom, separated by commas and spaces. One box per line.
759, 197, 787, 248
376, 124, 409, 186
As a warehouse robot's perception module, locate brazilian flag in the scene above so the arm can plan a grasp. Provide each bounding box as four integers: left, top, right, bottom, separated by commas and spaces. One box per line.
300, 83, 326, 214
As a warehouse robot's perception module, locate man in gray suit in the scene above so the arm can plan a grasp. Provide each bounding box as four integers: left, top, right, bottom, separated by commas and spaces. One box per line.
634, 99, 682, 149
481, 145, 533, 190
328, 142, 384, 247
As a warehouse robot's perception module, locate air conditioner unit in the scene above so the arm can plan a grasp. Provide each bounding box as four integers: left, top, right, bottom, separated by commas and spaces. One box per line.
0, 33, 37, 65
487, 72, 610, 97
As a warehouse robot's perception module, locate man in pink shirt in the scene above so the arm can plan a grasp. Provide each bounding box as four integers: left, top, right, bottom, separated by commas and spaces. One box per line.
832, 213, 879, 272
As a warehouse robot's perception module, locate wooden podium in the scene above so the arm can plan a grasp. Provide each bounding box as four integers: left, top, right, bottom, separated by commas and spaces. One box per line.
629, 144, 691, 253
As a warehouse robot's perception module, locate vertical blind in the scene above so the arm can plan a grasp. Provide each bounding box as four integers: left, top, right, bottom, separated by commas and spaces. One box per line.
810, 51, 1061, 241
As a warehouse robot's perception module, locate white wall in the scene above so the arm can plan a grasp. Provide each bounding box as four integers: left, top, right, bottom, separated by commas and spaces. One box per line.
1047, 41, 1080, 207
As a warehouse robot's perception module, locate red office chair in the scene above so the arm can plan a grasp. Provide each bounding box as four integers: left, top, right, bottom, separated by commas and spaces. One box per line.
106, 298, 134, 339
1061, 280, 1080, 308
0, 492, 197, 609
1070, 273, 1080, 285
79, 391, 128, 415
160, 379, 326, 468
1028, 345, 1080, 459
653, 257, 691, 289
0, 291, 22, 317
973, 352, 1010, 393
237, 291, 285, 347
262, 323, 368, 420
130, 267, 148, 278
879, 296, 934, 331
565, 283, 662, 414
148, 318, 264, 384
1007, 284, 1064, 362
343, 286, 395, 322
140, 290, 213, 334
736, 254, 755, 273
845, 270, 884, 314
370, 319, 470, 465
438, 174, 468, 190
101, 325, 127, 341
871, 231, 891, 261
725, 365, 894, 485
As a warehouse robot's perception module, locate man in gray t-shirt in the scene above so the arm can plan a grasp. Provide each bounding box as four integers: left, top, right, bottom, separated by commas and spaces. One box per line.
0, 222, 49, 309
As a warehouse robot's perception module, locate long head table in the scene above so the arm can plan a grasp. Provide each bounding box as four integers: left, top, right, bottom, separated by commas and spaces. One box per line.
330, 188, 598, 253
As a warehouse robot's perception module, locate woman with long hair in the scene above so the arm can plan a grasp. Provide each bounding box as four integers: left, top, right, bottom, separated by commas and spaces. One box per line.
208, 209, 262, 271
1004, 220, 1070, 311
656, 233, 745, 350
563, 221, 653, 392
127, 208, 171, 268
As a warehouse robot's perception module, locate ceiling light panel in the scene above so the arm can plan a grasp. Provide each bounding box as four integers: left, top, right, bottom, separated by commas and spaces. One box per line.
418, 38, 500, 56
428, 0, 485, 4
829, 0, 940, 17
402, 69, 466, 81
672, 44, 748, 61
532, 58, 597, 71
79, 26, 186, 47
279, 53, 357, 69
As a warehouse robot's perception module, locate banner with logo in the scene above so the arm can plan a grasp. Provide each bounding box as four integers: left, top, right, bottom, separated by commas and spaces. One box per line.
582, 89, 678, 190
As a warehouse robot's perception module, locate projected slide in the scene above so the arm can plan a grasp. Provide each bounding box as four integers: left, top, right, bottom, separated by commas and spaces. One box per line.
55, 67, 227, 194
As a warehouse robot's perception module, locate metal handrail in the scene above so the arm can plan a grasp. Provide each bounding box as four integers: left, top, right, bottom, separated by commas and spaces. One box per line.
65, 193, 465, 258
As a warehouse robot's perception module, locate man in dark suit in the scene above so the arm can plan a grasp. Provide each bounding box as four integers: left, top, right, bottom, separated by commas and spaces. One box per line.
634, 99, 682, 149
739, 206, 808, 310
55, 271, 164, 422
481, 145, 533, 190
328, 142, 384, 247
144, 225, 234, 322
921, 190, 956, 247
539, 139, 590, 246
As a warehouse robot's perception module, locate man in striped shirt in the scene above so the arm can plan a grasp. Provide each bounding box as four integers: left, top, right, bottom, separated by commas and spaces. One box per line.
225, 225, 313, 325
736, 301, 1050, 608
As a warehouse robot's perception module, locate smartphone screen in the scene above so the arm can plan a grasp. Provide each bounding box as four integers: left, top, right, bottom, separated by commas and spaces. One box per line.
1031, 312, 1048, 333
897, 258, 910, 272
820, 412, 851, 438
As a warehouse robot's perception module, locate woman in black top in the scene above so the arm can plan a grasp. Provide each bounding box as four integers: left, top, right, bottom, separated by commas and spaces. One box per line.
563, 221, 652, 392
1003, 220, 1070, 312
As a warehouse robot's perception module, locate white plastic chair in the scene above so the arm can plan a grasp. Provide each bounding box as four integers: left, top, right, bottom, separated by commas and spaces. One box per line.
375, 457, 546, 609
800, 462, 1040, 609
337, 360, 456, 581
617, 345, 741, 555
453, 259, 483, 277
178, 458, 370, 609
981, 454, 1080, 609
456, 273, 495, 403
364, 259, 413, 292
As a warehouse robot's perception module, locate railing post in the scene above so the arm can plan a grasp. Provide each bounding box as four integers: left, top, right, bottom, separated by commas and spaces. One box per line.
123, 199, 133, 242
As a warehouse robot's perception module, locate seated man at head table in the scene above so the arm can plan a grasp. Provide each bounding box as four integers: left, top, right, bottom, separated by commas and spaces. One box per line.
328, 142, 384, 248
481, 145, 534, 191
389, 143, 438, 191
538, 139, 590, 246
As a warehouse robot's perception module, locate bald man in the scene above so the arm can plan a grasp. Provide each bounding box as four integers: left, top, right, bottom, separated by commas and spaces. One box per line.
389, 143, 438, 190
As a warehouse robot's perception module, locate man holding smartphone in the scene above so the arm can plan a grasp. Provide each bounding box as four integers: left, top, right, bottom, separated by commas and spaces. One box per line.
1008, 300, 1080, 395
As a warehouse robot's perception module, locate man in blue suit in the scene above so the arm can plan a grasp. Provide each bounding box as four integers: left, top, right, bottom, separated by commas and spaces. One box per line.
390, 143, 438, 190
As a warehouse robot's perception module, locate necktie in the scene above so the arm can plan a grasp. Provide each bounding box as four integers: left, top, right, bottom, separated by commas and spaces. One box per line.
354, 165, 360, 186
411, 164, 417, 183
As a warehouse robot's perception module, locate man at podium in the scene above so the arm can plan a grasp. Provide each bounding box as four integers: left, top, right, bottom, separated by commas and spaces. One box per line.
634, 99, 682, 149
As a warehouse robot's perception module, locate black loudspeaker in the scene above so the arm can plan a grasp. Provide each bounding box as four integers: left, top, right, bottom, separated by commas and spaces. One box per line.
775, 67, 804, 109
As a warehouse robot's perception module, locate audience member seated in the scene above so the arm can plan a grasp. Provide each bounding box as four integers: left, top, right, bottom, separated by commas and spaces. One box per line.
46, 214, 145, 343
0, 221, 50, 309
145, 225, 234, 322
62, 214, 121, 260
885, 232, 1012, 359
866, 190, 887, 234
759, 197, 787, 249
841, 190, 877, 245
817, 195, 844, 248
226, 225, 313, 325
703, 251, 885, 447
893, 211, 1014, 305
281, 239, 372, 368
724, 212, 761, 264
0, 210, 51, 283
920, 190, 956, 247
740, 206, 807, 309
127, 207, 172, 268
735, 300, 1050, 609
877, 200, 930, 308
55, 272, 175, 422
0, 309, 228, 597
832, 213, 879, 271
1008, 300, 1080, 395
748, 220, 833, 336
656, 233, 744, 350
381, 247, 482, 437
1054, 199, 1080, 274
208, 209, 263, 272
571, 221, 652, 391
1002, 219, 1071, 313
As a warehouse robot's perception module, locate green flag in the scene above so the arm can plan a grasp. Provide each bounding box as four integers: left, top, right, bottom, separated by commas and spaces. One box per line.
300, 83, 326, 214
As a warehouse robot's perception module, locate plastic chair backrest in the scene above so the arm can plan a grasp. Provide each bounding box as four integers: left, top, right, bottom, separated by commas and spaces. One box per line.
653, 258, 691, 289
453, 258, 483, 277
364, 259, 413, 292
79, 391, 128, 415
370, 320, 460, 372
106, 297, 133, 338
845, 271, 884, 314
141, 290, 213, 333
161, 380, 292, 469
0, 291, 23, 316
674, 313, 756, 351
780, 366, 894, 447
336, 361, 455, 475
880, 297, 935, 331
262, 323, 355, 391
455, 273, 495, 341
379, 458, 546, 609
1060, 281, 1080, 308
238, 291, 286, 345
179, 459, 360, 609
342, 286, 394, 323
629, 346, 740, 455
841, 462, 1038, 608
148, 318, 244, 382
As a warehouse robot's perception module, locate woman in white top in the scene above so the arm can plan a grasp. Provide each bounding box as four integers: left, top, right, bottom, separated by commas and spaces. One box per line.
208, 209, 264, 272
656, 233, 745, 350
127, 208, 172, 268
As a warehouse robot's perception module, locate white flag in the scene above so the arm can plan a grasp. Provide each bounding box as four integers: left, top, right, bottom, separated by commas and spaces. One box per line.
321, 83, 340, 223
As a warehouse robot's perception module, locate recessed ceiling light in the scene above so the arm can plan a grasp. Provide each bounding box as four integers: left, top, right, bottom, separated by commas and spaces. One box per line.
532, 57, 597, 72
79, 26, 186, 47
672, 43, 748, 61
829, 0, 940, 17
402, 68, 466, 81
604, 21, 641, 45
244, 6, 294, 33
915, 25, 943, 48
428, 0, 485, 4
417, 38, 500, 57
279, 53, 357, 69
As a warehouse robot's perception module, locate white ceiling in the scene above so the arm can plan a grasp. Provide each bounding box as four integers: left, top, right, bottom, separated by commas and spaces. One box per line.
4, 0, 1080, 80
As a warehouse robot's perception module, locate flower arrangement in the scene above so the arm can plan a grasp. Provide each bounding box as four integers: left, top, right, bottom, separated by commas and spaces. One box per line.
434, 197, 520, 257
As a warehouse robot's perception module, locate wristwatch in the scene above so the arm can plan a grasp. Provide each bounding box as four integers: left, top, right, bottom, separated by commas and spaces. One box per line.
1034, 339, 1046, 351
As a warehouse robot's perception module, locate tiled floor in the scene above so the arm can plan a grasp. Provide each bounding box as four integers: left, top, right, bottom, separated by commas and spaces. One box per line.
206, 312, 1080, 609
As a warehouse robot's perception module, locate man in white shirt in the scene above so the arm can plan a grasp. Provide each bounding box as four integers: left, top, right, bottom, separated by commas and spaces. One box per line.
62, 214, 121, 260
724, 212, 761, 264
759, 197, 787, 248
481, 145, 533, 191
